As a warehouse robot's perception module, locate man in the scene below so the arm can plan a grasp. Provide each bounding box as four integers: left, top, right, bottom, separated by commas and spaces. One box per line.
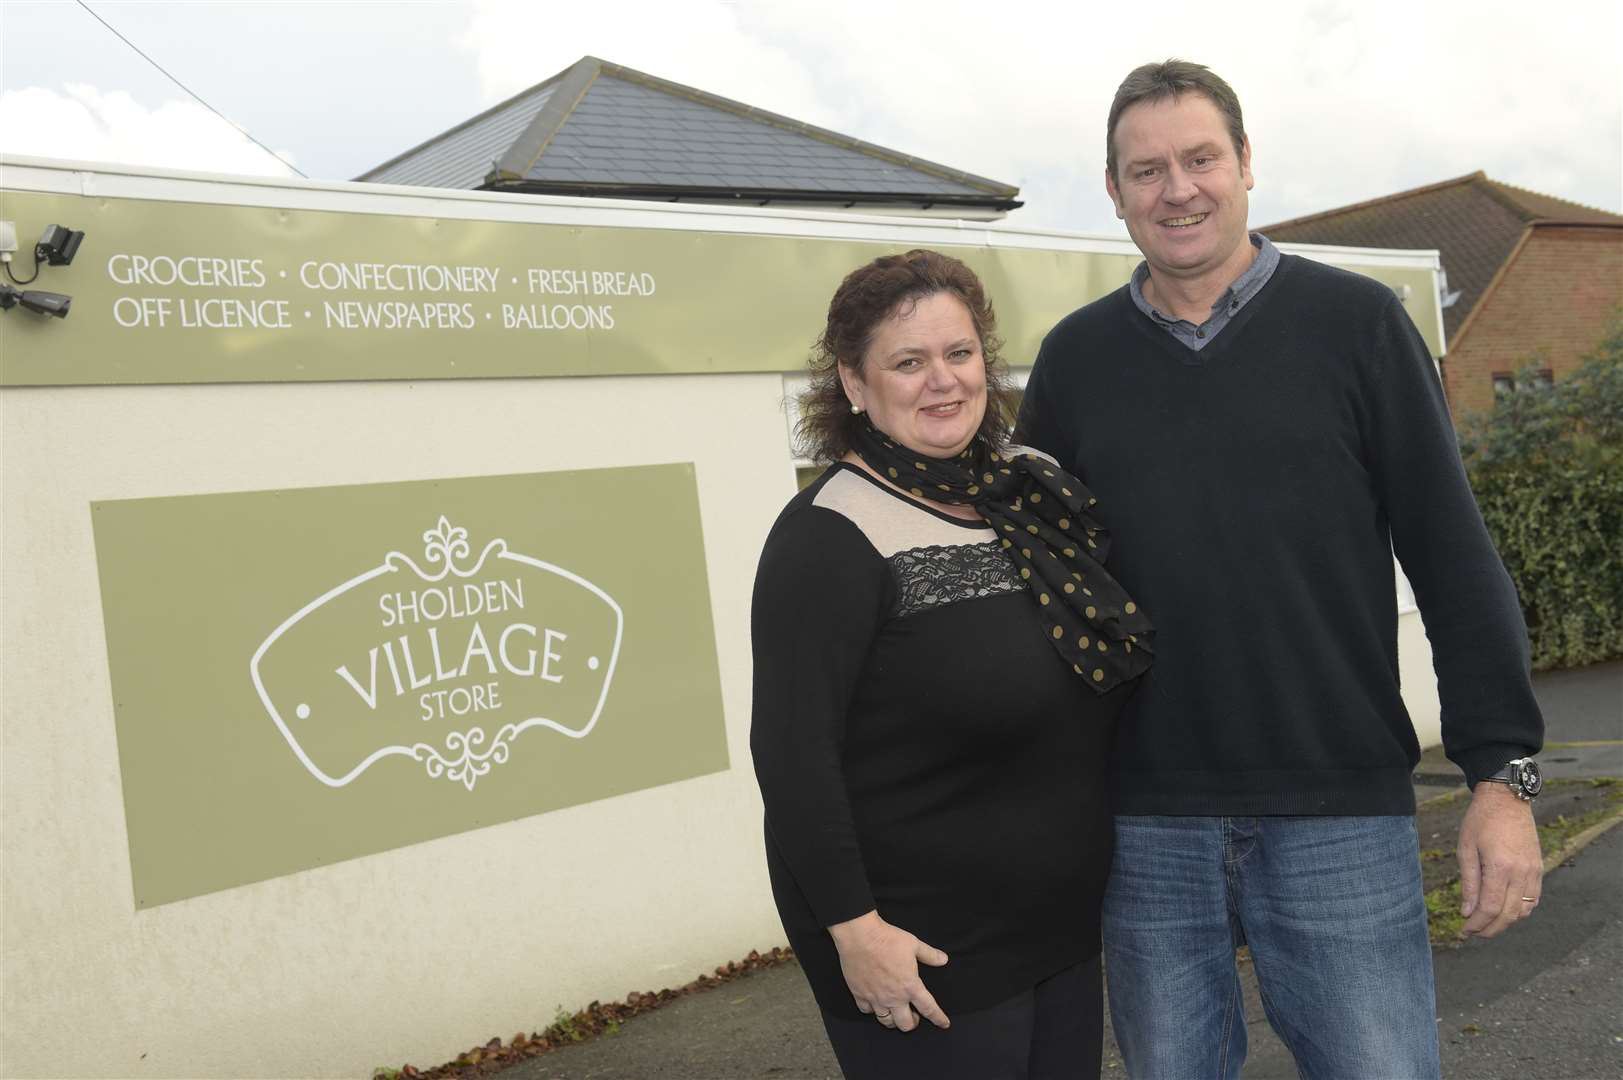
1016, 60, 1544, 1079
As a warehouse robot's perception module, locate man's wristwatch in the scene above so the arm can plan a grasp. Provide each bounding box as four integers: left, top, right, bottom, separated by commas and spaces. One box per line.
1480, 757, 1542, 800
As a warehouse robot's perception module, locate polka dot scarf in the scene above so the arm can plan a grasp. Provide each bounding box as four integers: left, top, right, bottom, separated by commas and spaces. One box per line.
852, 420, 1154, 692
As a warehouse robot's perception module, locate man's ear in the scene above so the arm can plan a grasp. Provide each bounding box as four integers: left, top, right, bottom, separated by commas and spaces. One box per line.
1105, 167, 1126, 219
1240, 137, 1254, 191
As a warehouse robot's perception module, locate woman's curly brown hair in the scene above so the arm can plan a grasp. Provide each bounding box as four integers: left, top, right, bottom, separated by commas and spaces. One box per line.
795, 248, 1020, 464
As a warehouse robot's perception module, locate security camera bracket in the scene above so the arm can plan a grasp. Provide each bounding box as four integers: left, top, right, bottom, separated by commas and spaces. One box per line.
36, 224, 84, 267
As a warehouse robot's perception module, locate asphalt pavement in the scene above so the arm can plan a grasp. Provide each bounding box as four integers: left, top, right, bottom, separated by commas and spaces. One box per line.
488, 661, 1623, 1080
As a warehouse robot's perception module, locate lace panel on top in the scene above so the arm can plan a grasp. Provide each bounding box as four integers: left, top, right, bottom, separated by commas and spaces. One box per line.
889, 541, 1025, 619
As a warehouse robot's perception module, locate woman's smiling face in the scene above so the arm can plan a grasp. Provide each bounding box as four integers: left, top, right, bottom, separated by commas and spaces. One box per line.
840, 291, 988, 459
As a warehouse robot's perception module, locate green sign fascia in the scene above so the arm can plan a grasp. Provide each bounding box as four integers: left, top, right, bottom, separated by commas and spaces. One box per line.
91, 464, 729, 908
0, 188, 1443, 386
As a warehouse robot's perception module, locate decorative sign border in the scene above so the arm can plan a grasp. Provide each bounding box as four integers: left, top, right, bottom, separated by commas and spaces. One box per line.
250, 515, 623, 791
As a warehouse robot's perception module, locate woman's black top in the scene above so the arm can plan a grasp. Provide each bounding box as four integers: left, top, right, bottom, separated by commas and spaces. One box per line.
750, 462, 1132, 1020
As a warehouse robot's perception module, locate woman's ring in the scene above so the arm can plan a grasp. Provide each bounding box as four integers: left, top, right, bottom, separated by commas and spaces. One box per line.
1521, 896, 1538, 903
874, 1009, 891, 1018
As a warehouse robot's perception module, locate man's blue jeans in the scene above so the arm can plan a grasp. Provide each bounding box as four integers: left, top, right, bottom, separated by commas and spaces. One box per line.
1102, 814, 1441, 1079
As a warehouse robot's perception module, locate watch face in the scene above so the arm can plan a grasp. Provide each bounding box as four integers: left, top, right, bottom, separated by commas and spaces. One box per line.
1517, 759, 1542, 797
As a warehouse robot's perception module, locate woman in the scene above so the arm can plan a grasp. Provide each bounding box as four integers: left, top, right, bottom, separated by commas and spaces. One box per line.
750, 249, 1154, 1078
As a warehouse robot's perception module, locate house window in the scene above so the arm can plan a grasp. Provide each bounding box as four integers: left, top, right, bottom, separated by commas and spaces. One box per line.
1492, 369, 1555, 401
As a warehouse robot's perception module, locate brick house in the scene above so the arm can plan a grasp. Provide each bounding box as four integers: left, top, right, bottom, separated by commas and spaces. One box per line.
1262, 172, 1622, 419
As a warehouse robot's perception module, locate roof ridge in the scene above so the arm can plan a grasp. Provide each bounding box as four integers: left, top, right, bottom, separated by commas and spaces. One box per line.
1481, 176, 1623, 223
1260, 170, 1623, 232
1258, 172, 1485, 232
1471, 175, 1547, 222
495, 57, 602, 181
354, 66, 574, 182
1526, 220, 1623, 230
475, 180, 1019, 206
580, 58, 1017, 197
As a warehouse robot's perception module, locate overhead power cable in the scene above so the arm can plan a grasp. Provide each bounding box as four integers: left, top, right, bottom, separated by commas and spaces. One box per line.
73, 0, 308, 178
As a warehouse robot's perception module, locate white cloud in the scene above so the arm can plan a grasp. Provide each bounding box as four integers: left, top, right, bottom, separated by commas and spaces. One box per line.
454, 0, 1621, 234
458, 0, 832, 128
0, 84, 297, 176
7, 2, 1609, 232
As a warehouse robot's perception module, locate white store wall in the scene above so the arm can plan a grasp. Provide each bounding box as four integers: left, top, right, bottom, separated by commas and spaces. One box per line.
1, 374, 796, 1078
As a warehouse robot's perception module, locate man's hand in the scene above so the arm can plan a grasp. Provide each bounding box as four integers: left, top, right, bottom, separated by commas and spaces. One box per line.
1458, 781, 1542, 938
827, 910, 950, 1031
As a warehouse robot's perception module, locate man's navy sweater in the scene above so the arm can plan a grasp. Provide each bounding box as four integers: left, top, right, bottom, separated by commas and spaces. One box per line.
1017, 253, 1542, 816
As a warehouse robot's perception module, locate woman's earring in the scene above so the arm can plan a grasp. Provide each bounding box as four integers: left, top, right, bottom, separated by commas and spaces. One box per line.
850, 404, 863, 415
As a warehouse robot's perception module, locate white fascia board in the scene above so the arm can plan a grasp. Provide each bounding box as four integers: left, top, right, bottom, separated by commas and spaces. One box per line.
0, 155, 1130, 253
1430, 267, 1450, 357
5, 157, 1445, 275
1, 156, 1445, 271
1273, 239, 1443, 271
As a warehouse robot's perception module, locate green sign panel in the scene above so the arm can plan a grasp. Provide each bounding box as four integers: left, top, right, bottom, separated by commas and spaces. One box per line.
92, 465, 728, 908
0, 188, 1442, 386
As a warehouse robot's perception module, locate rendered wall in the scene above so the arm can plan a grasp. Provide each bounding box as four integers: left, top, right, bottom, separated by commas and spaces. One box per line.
1, 374, 795, 1079
1398, 612, 1443, 751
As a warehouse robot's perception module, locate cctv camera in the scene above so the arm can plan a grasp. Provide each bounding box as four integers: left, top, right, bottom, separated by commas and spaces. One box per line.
0, 283, 72, 318
36, 224, 84, 267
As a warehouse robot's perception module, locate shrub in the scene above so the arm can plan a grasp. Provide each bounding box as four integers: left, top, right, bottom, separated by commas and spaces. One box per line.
1457, 316, 1623, 670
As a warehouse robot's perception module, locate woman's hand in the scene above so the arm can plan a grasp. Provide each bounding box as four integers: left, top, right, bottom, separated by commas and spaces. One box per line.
827, 910, 951, 1031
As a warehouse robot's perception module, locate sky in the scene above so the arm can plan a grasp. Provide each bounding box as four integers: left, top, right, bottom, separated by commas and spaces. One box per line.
1, 0, 1618, 237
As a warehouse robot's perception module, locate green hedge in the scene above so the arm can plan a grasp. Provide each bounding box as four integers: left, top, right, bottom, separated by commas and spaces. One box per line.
1457, 316, 1623, 670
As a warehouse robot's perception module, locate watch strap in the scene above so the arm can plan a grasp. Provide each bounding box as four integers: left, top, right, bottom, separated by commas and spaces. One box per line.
1481, 757, 1539, 800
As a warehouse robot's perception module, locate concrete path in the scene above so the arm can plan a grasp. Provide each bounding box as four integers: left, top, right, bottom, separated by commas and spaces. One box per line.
486, 661, 1622, 1080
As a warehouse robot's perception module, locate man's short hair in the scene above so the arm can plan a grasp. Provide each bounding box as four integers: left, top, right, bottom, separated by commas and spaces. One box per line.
1106, 60, 1247, 181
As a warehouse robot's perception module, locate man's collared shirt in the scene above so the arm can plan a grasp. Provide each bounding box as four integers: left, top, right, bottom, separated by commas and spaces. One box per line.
1128, 233, 1280, 352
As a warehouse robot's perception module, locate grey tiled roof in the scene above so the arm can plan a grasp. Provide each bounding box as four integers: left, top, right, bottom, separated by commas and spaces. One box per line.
362, 82, 559, 190
521, 75, 988, 195
357, 57, 1018, 208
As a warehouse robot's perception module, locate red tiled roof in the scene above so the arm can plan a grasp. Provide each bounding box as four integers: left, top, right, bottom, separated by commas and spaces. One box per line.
1474, 178, 1623, 225
1260, 172, 1623, 340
